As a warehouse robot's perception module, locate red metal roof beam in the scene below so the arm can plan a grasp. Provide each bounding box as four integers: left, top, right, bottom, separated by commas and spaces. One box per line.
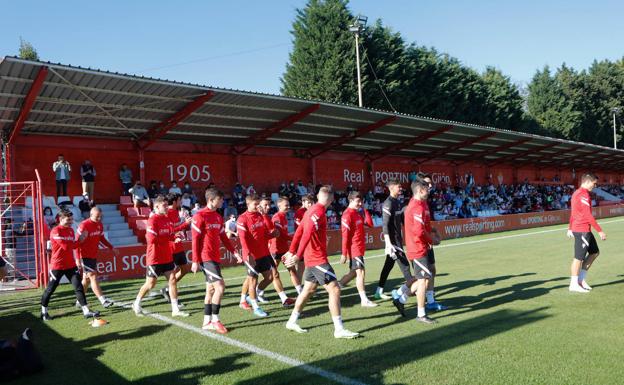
8, 66, 48, 144
454, 138, 531, 166
138, 91, 215, 150
233, 103, 320, 155
419, 132, 496, 164
307, 115, 397, 158
515, 144, 585, 167
368, 125, 454, 162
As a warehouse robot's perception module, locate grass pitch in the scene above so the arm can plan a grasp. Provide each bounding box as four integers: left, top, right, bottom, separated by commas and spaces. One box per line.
2, 217, 624, 385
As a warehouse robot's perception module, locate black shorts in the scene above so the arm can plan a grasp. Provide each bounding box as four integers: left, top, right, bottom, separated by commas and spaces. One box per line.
389, 249, 412, 280
0, 257, 5, 268
200, 261, 223, 283
573, 232, 599, 261
81, 258, 98, 273
244, 256, 274, 277
304, 263, 337, 285
273, 253, 285, 266
349, 256, 365, 271
146, 262, 176, 278
410, 257, 432, 280
173, 252, 188, 266
427, 248, 436, 265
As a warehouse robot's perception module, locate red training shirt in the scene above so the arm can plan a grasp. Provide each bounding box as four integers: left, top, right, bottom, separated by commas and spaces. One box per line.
569, 188, 602, 232
49, 225, 77, 270
270, 211, 292, 255
404, 198, 433, 260
294, 207, 306, 230
191, 208, 235, 263
341, 208, 373, 258
292, 203, 328, 267
167, 208, 190, 253
236, 211, 272, 260
76, 218, 113, 259
146, 214, 175, 265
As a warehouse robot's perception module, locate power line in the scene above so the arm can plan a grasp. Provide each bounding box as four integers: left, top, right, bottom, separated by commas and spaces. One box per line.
362, 49, 397, 113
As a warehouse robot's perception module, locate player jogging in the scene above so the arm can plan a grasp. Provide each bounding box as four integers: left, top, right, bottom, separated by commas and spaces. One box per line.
293, 194, 314, 281
159, 193, 192, 304
271, 197, 303, 295
132, 196, 189, 317
567, 173, 606, 293
283, 186, 359, 339
76, 207, 117, 309
338, 191, 377, 307
391, 180, 437, 324
191, 188, 242, 333
374, 179, 411, 300
237, 194, 274, 317
41, 209, 100, 321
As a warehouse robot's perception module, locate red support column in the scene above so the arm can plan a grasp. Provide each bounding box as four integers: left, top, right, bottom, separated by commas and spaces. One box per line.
236, 155, 243, 183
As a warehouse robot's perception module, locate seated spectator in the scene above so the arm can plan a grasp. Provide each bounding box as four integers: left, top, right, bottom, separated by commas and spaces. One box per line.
119, 164, 132, 195
191, 203, 201, 215
157, 181, 168, 196
78, 193, 94, 219
246, 183, 256, 196
235, 192, 245, 213
147, 180, 159, 199
180, 194, 192, 211
232, 182, 244, 197
43, 207, 55, 228
225, 214, 237, 239
224, 201, 237, 219
296, 180, 307, 197
169, 181, 182, 195
129, 181, 150, 208
181, 181, 197, 205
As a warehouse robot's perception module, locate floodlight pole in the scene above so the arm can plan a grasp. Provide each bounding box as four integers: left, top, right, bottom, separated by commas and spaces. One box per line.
354, 32, 363, 108
612, 107, 620, 149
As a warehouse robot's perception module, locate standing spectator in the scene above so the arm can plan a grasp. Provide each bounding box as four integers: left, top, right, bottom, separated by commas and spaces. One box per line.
119, 164, 133, 195
129, 181, 150, 208
80, 160, 96, 200
169, 181, 182, 195
52, 154, 71, 197
147, 180, 159, 199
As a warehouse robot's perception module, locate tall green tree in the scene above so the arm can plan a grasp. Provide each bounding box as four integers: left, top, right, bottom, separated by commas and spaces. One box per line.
18, 37, 39, 61
481, 67, 524, 130
281, 0, 364, 105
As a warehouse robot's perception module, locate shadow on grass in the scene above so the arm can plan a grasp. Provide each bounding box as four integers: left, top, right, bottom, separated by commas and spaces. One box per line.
235, 307, 551, 385
0, 311, 252, 385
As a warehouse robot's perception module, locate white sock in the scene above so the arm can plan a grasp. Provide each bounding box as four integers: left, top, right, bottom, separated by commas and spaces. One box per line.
295, 285, 303, 295
81, 305, 90, 315
98, 296, 106, 305
203, 315, 211, 325
332, 315, 344, 331
570, 276, 579, 286
359, 291, 369, 303
41, 306, 47, 314
376, 286, 384, 295
399, 293, 408, 304
257, 289, 265, 298
171, 299, 180, 312
426, 290, 435, 304
288, 311, 300, 324
579, 269, 588, 282
397, 284, 409, 296
250, 299, 259, 310
211, 314, 220, 322
417, 307, 426, 318
278, 291, 288, 302
134, 295, 142, 306
240, 294, 246, 302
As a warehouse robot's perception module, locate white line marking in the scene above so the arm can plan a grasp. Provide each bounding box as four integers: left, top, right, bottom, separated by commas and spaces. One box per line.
115, 301, 368, 385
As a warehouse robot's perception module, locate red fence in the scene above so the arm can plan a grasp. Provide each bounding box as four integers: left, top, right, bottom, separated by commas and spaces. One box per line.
93, 204, 624, 282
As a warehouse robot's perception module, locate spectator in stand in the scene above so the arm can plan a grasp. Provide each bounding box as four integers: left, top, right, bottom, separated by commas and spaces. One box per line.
246, 183, 256, 196
119, 164, 133, 195
279, 183, 289, 197
43, 207, 55, 228
296, 180, 307, 197
181, 181, 196, 205
180, 194, 192, 211
224, 201, 237, 219
169, 181, 182, 195
129, 181, 150, 208
225, 214, 237, 239
235, 192, 245, 213
147, 180, 159, 199
157, 181, 168, 196
232, 183, 245, 198
52, 154, 71, 197
191, 203, 201, 215
80, 160, 96, 200
307, 182, 315, 194
374, 182, 385, 200
78, 193, 94, 219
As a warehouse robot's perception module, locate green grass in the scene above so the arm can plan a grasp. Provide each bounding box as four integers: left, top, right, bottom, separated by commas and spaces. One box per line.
2, 217, 624, 385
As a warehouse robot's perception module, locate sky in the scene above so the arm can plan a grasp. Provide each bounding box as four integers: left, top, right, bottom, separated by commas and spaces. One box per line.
1, 0, 623, 95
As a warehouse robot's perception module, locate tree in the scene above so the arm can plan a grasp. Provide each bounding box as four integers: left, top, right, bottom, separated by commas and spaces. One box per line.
481, 67, 524, 130
281, 0, 364, 105
18, 37, 39, 61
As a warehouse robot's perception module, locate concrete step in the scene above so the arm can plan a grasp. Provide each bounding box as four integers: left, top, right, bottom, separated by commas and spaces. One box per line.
101, 210, 121, 217
98, 204, 119, 211
107, 229, 134, 238
102, 216, 125, 225
106, 223, 129, 231
110, 236, 138, 246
